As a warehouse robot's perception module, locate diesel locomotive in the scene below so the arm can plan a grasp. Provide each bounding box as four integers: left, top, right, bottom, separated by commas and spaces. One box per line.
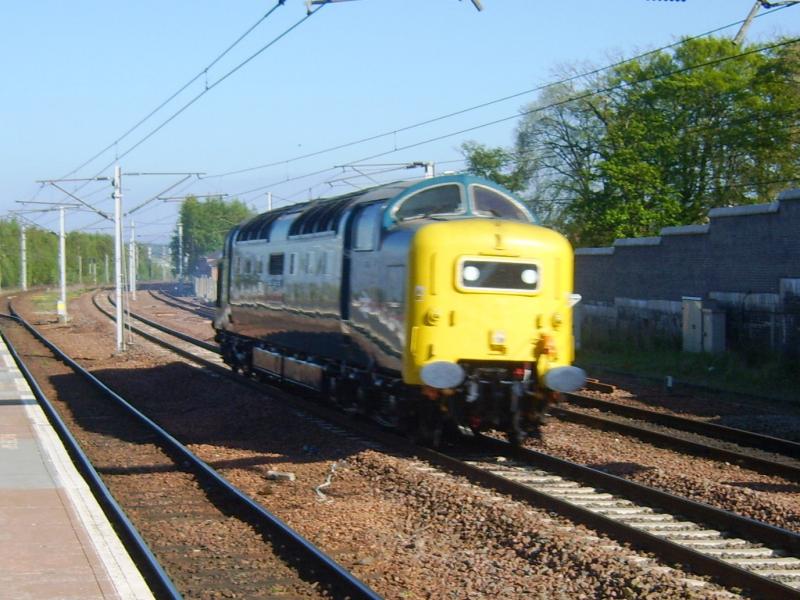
213, 174, 584, 443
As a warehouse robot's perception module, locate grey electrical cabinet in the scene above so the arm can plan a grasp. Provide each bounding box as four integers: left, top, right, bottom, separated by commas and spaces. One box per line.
702, 307, 726, 354
682, 297, 726, 354
682, 297, 703, 353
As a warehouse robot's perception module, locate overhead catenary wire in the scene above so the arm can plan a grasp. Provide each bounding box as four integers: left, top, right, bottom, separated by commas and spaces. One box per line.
227, 35, 800, 205
16, 3, 796, 240
89, 1, 332, 182
58, 0, 290, 182
206, 3, 794, 181
23, 0, 330, 236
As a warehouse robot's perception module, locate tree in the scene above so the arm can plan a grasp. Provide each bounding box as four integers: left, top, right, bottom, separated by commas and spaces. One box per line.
460, 141, 530, 193
0, 218, 125, 288
172, 196, 253, 275
463, 36, 800, 246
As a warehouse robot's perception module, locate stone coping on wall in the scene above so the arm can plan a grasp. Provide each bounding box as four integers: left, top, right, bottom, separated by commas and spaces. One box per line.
660, 224, 710, 236
577, 281, 800, 317
708, 201, 780, 218
575, 188, 798, 256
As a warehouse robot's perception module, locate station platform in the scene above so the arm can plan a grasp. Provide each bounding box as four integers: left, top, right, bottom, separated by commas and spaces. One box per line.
0, 335, 154, 599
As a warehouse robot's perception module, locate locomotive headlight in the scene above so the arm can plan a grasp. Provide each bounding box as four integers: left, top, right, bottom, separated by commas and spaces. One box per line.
462, 265, 481, 282
521, 268, 538, 286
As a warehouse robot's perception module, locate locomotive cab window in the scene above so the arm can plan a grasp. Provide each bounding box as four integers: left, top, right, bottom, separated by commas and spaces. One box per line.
472, 185, 531, 222
456, 257, 540, 294
394, 184, 463, 221
354, 203, 383, 251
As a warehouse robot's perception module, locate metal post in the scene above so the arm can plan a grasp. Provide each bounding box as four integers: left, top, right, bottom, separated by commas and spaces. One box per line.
114, 165, 125, 351
78, 255, 82, 285
104, 253, 109, 284
129, 219, 137, 300
177, 222, 183, 281
424, 162, 435, 179
147, 246, 152, 280
267, 192, 273, 212
20, 224, 27, 291
734, 1, 762, 45
58, 206, 67, 322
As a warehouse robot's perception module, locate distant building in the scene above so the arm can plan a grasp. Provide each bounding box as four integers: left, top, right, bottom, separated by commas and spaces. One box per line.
193, 252, 221, 278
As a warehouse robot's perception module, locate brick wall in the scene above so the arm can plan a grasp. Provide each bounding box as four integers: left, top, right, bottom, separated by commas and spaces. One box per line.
573, 190, 800, 354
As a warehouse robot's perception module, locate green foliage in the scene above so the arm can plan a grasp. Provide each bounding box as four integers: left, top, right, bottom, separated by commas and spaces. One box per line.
460, 141, 530, 193
0, 218, 130, 289
462, 36, 800, 246
577, 345, 800, 404
0, 216, 168, 290
172, 196, 253, 274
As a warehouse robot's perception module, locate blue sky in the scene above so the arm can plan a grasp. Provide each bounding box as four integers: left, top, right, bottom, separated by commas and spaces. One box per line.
1, 0, 797, 243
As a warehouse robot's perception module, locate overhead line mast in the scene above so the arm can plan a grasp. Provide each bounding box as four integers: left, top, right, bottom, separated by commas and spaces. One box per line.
735, 1, 800, 44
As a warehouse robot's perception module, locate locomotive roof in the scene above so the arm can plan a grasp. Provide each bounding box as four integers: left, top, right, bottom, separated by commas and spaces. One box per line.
233, 178, 421, 242
233, 174, 527, 242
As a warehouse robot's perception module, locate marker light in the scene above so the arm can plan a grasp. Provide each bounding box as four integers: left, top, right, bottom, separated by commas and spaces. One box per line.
463, 265, 481, 282
521, 269, 538, 285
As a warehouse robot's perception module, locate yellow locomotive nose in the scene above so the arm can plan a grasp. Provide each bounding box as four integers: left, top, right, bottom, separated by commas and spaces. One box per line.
403, 219, 578, 389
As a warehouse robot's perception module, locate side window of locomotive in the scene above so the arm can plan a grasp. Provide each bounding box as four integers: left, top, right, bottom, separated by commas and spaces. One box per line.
320, 251, 330, 276
394, 184, 463, 221
354, 203, 382, 251
268, 253, 284, 275
288, 253, 297, 275
472, 186, 530, 222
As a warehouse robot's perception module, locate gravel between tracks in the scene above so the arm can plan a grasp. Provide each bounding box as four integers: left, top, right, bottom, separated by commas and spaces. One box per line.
9, 289, 740, 599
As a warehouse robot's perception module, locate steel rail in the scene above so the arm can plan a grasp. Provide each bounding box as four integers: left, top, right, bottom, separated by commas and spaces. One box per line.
550, 405, 800, 483
8, 302, 381, 600
431, 436, 800, 599
564, 391, 800, 459
109, 292, 219, 353
93, 295, 800, 598
0, 313, 182, 600
149, 289, 215, 318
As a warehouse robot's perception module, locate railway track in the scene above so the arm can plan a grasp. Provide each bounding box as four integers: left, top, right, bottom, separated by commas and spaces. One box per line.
550, 402, 800, 483
144, 289, 800, 470
99, 291, 800, 597
4, 302, 379, 600
148, 288, 216, 319
561, 391, 800, 459
135, 289, 800, 482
